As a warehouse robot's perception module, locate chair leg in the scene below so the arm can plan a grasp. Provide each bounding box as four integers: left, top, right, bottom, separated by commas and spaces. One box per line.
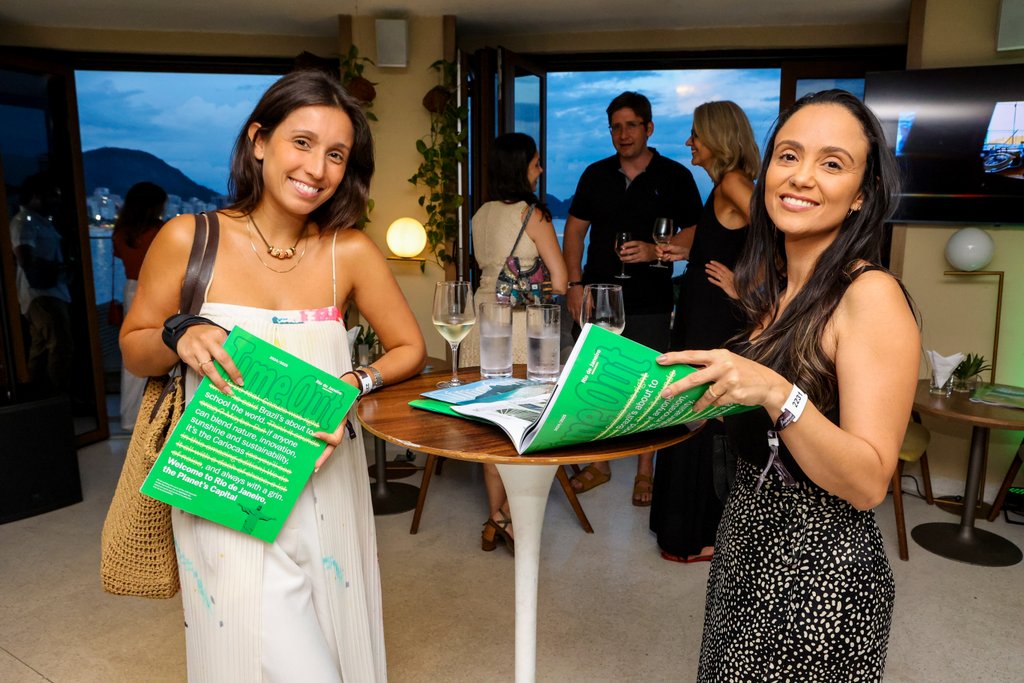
555, 466, 594, 533
919, 451, 934, 505
434, 457, 446, 476
987, 440, 1024, 523
892, 461, 909, 561
410, 453, 438, 534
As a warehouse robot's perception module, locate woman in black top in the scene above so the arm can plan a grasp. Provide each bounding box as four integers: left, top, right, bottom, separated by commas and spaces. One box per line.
657, 90, 919, 681
650, 101, 759, 563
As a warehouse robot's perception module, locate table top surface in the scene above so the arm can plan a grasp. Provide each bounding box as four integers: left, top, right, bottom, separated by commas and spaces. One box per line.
913, 379, 1024, 431
356, 366, 699, 465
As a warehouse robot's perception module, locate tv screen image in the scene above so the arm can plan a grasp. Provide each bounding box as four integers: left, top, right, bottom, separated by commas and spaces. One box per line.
865, 64, 1024, 225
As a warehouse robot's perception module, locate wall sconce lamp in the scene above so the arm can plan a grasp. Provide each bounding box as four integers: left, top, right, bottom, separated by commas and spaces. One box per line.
386, 217, 426, 261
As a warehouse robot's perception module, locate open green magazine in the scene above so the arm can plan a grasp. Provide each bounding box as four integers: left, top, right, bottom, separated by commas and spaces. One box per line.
140, 326, 359, 542
410, 323, 752, 454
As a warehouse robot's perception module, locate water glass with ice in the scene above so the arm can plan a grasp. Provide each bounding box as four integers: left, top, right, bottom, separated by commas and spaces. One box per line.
479, 302, 513, 378
526, 304, 561, 382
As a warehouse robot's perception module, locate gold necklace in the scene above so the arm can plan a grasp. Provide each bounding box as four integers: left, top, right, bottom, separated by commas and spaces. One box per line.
246, 220, 308, 274
249, 214, 301, 259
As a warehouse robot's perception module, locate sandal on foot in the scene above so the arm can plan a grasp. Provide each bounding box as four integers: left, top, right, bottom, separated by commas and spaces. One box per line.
482, 517, 514, 555
569, 464, 611, 494
660, 550, 714, 563
632, 474, 654, 507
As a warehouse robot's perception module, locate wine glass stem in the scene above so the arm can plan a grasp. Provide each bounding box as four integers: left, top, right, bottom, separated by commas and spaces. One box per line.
449, 341, 460, 382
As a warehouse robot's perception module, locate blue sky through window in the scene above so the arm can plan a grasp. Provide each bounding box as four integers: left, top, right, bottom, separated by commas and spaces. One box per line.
75, 71, 280, 195
546, 68, 782, 206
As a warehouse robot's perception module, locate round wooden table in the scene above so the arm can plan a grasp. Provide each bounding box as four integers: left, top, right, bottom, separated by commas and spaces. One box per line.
357, 365, 700, 683
911, 379, 1024, 566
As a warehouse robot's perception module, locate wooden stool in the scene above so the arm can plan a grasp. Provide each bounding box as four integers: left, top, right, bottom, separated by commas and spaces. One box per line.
986, 438, 1024, 522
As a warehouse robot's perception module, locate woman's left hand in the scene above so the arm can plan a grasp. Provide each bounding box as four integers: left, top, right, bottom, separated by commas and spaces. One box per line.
310, 372, 361, 471
705, 261, 738, 299
312, 420, 349, 472
657, 348, 788, 414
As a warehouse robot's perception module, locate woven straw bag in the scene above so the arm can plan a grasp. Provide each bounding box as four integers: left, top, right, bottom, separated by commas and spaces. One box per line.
100, 376, 184, 597
100, 212, 219, 598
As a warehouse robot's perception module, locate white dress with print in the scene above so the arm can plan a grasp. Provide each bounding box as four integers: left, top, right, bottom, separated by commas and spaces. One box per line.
173, 300, 385, 682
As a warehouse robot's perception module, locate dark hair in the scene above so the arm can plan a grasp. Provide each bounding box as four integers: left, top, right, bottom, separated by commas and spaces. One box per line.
487, 133, 551, 221
19, 172, 55, 206
114, 181, 167, 248
606, 92, 652, 125
733, 89, 902, 411
227, 68, 374, 231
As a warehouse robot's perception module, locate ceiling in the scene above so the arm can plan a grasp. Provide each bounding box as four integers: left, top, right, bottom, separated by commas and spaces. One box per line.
0, 1, 913, 38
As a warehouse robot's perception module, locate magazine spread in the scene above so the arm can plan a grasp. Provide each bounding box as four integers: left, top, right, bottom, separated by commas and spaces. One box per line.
140, 326, 359, 542
410, 323, 752, 454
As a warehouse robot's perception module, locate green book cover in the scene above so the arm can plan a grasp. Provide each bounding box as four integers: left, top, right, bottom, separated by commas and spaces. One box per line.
140, 326, 359, 542
411, 323, 753, 454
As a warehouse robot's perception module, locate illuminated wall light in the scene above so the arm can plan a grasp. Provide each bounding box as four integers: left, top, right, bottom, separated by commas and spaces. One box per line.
386, 217, 427, 259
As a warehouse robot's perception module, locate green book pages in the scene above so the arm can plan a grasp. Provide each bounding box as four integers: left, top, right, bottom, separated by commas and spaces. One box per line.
140, 326, 359, 543
411, 323, 753, 454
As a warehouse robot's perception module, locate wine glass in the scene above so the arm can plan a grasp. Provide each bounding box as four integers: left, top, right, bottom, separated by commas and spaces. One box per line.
432, 281, 476, 388
580, 284, 625, 335
614, 231, 632, 279
651, 217, 673, 269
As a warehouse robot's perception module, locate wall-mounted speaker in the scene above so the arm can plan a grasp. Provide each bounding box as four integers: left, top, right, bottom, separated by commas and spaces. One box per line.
376, 19, 408, 68
997, 0, 1024, 52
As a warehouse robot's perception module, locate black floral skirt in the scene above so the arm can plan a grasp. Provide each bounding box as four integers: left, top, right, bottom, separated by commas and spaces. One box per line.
698, 459, 894, 682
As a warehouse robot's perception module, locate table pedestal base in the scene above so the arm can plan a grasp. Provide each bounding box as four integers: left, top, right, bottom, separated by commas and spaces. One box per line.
934, 494, 992, 519
497, 463, 558, 683
369, 437, 419, 515
911, 522, 1022, 566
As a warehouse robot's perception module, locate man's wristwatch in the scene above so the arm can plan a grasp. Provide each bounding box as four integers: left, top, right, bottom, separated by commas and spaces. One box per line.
567, 281, 584, 289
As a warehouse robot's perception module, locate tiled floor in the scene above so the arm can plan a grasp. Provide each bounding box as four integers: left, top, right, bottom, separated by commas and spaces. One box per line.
2, 431, 1023, 682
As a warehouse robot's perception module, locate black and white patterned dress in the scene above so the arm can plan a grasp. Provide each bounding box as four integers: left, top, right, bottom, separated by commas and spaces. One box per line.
698, 405, 894, 682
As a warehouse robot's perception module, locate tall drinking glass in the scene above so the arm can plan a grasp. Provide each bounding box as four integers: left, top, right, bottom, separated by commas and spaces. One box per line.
651, 217, 673, 269
432, 281, 476, 388
614, 231, 632, 279
478, 301, 513, 378
580, 284, 625, 335
526, 304, 561, 382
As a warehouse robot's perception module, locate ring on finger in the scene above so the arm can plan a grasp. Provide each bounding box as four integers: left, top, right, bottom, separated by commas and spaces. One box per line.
706, 385, 721, 400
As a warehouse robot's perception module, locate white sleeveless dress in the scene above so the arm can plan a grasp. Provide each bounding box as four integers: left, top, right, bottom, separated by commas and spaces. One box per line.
461, 200, 539, 367
172, 232, 386, 682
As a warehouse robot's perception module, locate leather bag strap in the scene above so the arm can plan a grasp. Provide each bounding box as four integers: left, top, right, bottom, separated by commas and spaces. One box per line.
506, 204, 536, 260
184, 212, 220, 315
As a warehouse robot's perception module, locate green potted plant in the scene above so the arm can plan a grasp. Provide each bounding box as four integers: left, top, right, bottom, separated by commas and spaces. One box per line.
408, 59, 468, 271
951, 353, 991, 392
355, 325, 380, 366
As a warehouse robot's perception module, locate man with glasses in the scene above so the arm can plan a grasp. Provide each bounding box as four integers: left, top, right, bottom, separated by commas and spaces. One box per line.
564, 91, 701, 505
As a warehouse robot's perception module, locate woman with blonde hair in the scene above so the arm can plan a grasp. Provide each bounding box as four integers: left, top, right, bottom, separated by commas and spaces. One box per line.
651, 100, 759, 563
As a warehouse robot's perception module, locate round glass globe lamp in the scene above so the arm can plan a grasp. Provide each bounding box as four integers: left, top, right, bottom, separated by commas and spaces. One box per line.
386, 217, 427, 258
944, 227, 994, 272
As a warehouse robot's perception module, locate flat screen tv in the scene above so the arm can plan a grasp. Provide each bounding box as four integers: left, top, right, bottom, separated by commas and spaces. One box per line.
865, 64, 1024, 225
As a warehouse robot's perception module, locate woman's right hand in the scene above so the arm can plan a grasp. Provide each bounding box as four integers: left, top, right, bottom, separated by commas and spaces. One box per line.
175, 324, 243, 395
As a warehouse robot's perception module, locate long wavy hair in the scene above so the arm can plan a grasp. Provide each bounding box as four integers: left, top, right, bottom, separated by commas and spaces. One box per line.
732, 89, 902, 411
692, 101, 760, 185
226, 68, 374, 232
113, 181, 166, 248
487, 132, 551, 221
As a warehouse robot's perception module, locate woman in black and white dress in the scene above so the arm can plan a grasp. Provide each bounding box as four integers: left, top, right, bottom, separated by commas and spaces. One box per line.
658, 90, 918, 681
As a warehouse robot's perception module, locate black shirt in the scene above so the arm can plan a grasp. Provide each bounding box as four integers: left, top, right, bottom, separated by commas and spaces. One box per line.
568, 149, 702, 314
